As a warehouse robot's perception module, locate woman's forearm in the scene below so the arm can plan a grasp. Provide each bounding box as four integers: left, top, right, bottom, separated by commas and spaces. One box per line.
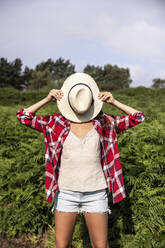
24, 97, 50, 113
98, 92, 140, 115
24, 89, 63, 113
112, 99, 140, 115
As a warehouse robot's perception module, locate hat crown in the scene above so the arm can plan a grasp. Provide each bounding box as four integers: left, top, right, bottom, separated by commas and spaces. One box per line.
57, 72, 103, 123
68, 84, 93, 115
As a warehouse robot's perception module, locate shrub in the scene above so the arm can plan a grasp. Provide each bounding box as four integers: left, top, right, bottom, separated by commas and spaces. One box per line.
0, 87, 165, 247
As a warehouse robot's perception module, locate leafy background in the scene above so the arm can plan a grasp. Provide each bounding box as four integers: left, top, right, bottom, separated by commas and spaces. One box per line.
0, 87, 165, 248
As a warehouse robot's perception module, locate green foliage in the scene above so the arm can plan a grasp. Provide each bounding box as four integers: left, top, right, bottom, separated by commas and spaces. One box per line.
84, 64, 132, 90
83, 64, 103, 82
0, 58, 25, 90
0, 111, 54, 237
28, 69, 54, 90
1, 56, 165, 91
115, 121, 165, 248
0, 57, 75, 91
35, 57, 75, 81
152, 78, 165, 88
0, 88, 52, 106
0, 87, 165, 248
29, 57, 75, 90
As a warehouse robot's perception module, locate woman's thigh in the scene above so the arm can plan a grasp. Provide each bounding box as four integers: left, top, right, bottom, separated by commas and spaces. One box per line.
83, 212, 109, 248
54, 210, 78, 247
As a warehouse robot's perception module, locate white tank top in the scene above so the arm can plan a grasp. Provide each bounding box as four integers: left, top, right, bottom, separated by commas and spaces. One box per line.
58, 127, 107, 192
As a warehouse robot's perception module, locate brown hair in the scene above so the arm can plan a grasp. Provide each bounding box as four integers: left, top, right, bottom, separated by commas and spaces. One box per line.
95, 110, 111, 128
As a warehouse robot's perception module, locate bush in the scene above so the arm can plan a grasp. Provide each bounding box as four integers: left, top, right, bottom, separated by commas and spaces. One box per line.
0, 113, 54, 236
0, 88, 49, 106
0, 87, 165, 247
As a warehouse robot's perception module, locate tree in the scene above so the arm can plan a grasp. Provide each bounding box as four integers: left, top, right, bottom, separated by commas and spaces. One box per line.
23, 66, 33, 89
53, 57, 75, 80
28, 69, 54, 90
35, 57, 75, 81
0, 57, 25, 89
83, 64, 103, 82
11, 58, 24, 89
151, 78, 165, 88
0, 58, 12, 88
103, 64, 132, 90
83, 64, 132, 90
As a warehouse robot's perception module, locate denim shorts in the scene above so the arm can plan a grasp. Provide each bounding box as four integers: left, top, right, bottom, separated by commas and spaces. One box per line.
51, 188, 111, 214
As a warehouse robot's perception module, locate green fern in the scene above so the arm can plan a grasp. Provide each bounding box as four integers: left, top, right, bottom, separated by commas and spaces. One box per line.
0, 87, 165, 247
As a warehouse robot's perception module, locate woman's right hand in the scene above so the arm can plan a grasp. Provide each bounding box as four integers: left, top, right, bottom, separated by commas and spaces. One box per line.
46, 89, 64, 102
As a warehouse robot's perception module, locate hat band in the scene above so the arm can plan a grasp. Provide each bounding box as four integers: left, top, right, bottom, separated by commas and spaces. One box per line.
68, 83, 94, 114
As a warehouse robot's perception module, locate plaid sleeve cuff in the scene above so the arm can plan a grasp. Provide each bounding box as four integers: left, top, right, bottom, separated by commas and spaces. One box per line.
16, 108, 36, 117
133, 111, 145, 120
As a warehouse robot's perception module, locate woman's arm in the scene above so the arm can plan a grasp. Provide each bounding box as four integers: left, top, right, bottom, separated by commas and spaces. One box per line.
16, 89, 63, 132
111, 99, 139, 115
24, 97, 50, 113
98, 91, 139, 114
98, 91, 145, 133
24, 89, 64, 113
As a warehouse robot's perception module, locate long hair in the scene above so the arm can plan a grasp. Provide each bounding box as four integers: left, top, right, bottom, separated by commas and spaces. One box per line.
95, 110, 111, 128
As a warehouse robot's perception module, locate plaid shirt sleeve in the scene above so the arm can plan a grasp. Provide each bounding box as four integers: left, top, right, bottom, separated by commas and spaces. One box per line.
16, 108, 50, 133
113, 111, 145, 133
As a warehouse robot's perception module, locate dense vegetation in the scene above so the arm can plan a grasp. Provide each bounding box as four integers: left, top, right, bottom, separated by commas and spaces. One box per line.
0, 87, 165, 248
0, 57, 133, 91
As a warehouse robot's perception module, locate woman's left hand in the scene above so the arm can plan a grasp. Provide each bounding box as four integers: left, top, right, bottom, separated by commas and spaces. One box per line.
98, 92, 115, 104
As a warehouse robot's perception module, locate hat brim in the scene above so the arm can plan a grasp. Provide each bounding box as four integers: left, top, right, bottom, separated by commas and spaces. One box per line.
57, 73, 103, 123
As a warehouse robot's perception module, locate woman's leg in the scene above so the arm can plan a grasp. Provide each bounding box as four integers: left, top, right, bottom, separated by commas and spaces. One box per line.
54, 210, 78, 248
83, 212, 109, 248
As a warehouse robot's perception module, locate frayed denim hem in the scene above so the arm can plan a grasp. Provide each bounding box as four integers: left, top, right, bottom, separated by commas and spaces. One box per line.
51, 207, 111, 215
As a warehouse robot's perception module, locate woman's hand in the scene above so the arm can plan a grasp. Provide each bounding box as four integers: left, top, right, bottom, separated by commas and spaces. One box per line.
23, 89, 64, 113
46, 89, 64, 102
98, 91, 115, 104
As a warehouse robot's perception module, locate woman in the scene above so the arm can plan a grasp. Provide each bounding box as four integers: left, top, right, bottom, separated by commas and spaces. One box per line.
17, 72, 145, 248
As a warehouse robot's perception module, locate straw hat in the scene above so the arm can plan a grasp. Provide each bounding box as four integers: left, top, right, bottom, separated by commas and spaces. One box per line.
57, 72, 103, 123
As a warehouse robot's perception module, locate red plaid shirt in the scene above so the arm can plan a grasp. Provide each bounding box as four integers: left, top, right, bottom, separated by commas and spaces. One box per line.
16, 109, 145, 204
